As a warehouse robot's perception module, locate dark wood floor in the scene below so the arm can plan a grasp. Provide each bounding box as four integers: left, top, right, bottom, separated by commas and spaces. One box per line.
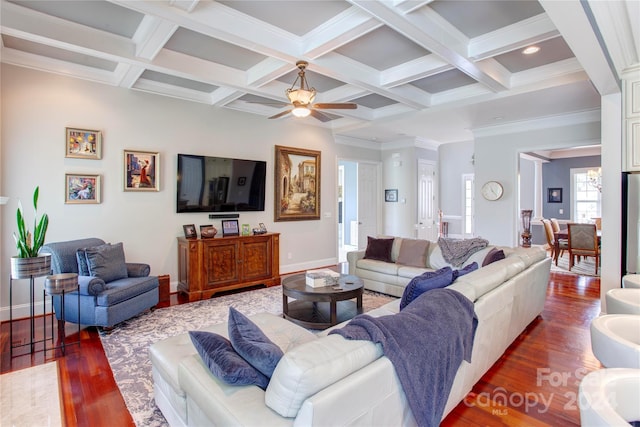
1, 271, 601, 426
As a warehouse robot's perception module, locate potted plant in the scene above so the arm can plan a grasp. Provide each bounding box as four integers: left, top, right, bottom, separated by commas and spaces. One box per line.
11, 186, 51, 279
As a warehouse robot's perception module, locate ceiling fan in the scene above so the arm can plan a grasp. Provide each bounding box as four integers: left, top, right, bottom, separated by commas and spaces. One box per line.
268, 60, 357, 122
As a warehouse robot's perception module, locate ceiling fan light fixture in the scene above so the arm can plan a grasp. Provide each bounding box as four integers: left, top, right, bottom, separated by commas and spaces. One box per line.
291, 106, 311, 118
286, 88, 316, 105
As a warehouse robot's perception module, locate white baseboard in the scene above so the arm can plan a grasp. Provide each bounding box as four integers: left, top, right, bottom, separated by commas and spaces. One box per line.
0, 299, 53, 322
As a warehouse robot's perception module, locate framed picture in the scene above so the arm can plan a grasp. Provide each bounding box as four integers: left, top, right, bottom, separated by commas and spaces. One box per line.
241, 223, 251, 236
548, 188, 563, 203
259, 222, 267, 232
65, 127, 102, 159
222, 219, 239, 236
124, 150, 159, 191
385, 189, 398, 202
275, 145, 321, 221
183, 224, 197, 239
65, 173, 101, 204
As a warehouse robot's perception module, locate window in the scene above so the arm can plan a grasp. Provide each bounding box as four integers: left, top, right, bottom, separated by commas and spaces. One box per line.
462, 174, 474, 236
571, 167, 601, 223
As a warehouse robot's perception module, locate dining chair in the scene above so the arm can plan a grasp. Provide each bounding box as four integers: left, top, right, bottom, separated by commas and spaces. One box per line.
542, 219, 567, 262
568, 223, 600, 274
550, 218, 561, 233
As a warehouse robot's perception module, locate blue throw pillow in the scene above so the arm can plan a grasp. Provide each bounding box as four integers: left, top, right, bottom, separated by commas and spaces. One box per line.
189, 331, 269, 389
400, 267, 454, 310
228, 307, 284, 378
84, 242, 128, 282
452, 262, 478, 281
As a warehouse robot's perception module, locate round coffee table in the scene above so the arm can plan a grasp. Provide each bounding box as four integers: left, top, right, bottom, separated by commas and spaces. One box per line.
282, 274, 363, 330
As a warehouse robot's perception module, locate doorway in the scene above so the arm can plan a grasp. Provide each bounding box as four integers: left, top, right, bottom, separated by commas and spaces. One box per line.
338, 160, 380, 263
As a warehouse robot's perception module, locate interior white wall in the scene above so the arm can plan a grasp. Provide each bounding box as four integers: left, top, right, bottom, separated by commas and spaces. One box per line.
438, 141, 474, 236
474, 113, 601, 246
0, 64, 379, 318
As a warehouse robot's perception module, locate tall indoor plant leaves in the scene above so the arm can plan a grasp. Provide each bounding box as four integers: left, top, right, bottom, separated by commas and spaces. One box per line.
13, 186, 49, 258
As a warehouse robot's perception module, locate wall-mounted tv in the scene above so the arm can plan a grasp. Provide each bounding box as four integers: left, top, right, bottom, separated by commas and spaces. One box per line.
177, 153, 266, 213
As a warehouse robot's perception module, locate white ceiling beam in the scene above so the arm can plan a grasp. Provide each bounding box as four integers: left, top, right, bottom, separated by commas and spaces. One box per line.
302, 7, 382, 59
115, 63, 146, 88
381, 55, 451, 88
348, 0, 510, 92
469, 13, 560, 60
133, 15, 178, 60
539, 0, 620, 95
168, 0, 200, 13
314, 53, 428, 109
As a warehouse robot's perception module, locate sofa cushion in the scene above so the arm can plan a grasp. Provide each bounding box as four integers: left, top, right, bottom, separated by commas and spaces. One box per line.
364, 236, 394, 262
396, 239, 429, 268
356, 258, 400, 276
228, 307, 284, 378
482, 247, 506, 266
189, 331, 269, 390
399, 267, 453, 310
85, 242, 128, 282
265, 335, 382, 418
96, 276, 158, 306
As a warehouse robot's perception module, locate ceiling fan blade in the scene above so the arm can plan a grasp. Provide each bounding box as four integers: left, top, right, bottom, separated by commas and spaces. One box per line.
268, 110, 292, 119
309, 109, 332, 122
313, 103, 357, 110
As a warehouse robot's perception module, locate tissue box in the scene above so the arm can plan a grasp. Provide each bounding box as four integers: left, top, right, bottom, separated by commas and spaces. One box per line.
305, 269, 340, 288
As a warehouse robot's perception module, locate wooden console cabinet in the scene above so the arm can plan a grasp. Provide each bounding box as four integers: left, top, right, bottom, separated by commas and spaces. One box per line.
177, 233, 280, 301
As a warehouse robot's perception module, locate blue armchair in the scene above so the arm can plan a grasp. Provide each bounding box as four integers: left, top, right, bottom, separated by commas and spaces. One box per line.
41, 238, 159, 327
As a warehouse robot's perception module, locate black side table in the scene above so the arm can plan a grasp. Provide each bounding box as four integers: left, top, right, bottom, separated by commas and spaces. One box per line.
44, 273, 80, 354
9, 269, 51, 355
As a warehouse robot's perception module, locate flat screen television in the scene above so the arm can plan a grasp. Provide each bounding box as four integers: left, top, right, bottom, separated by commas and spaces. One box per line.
177, 153, 266, 213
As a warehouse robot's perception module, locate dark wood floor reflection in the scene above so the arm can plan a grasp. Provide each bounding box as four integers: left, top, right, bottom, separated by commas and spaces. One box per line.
1, 271, 601, 427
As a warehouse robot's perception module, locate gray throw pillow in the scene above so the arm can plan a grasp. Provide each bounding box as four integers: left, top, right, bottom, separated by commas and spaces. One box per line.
228, 307, 284, 378
84, 242, 128, 282
396, 239, 430, 267
189, 331, 269, 389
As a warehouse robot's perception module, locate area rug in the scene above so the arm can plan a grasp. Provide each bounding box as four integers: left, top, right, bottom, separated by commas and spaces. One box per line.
99, 284, 395, 427
0, 361, 62, 427
550, 254, 600, 277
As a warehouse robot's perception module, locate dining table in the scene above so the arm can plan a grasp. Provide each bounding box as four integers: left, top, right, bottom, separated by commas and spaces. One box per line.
553, 227, 602, 264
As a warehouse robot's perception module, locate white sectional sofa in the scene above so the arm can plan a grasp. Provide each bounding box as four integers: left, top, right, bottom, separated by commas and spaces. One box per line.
149, 245, 551, 426
348, 236, 504, 297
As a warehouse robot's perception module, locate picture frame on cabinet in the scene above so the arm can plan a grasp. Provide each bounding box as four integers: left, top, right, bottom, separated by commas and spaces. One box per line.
65, 173, 101, 204
183, 224, 197, 239
65, 127, 102, 159
221, 219, 239, 236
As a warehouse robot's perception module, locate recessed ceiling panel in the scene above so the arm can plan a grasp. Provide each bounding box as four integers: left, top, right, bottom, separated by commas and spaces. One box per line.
277, 69, 345, 92
335, 26, 430, 71
217, 1, 351, 36
429, 0, 544, 38
237, 94, 288, 107
2, 34, 118, 71
493, 37, 575, 73
350, 93, 398, 109
165, 28, 266, 70
140, 70, 218, 93
8, 0, 143, 38
411, 69, 477, 93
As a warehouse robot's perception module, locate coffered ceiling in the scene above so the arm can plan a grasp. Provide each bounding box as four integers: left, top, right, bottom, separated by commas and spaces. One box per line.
1, 0, 634, 145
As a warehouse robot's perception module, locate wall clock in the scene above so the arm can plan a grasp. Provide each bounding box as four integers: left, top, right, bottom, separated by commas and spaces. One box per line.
481, 181, 504, 201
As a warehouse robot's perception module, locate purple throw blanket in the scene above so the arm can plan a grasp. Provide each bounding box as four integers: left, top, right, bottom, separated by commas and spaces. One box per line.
330, 289, 477, 427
